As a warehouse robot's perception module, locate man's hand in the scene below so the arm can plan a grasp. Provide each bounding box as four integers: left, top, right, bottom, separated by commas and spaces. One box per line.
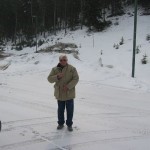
57, 73, 64, 80
63, 85, 68, 92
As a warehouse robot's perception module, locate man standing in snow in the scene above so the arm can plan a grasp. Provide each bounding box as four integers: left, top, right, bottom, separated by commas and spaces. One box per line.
47, 55, 79, 131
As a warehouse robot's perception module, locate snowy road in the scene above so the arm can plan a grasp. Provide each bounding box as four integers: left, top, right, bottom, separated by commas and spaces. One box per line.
0, 10, 150, 149
0, 72, 150, 150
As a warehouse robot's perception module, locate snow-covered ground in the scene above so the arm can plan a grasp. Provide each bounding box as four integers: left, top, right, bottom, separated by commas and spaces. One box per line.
0, 11, 150, 150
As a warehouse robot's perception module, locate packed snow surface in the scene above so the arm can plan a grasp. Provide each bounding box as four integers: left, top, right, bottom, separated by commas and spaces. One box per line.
0, 12, 150, 150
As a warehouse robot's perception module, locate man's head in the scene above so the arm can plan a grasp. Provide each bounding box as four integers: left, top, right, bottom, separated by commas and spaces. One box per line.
59, 55, 68, 66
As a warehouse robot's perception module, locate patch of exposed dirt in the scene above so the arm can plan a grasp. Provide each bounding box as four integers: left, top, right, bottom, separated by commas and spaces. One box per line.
39, 42, 79, 55
0, 51, 12, 60
0, 62, 11, 70
0, 51, 12, 70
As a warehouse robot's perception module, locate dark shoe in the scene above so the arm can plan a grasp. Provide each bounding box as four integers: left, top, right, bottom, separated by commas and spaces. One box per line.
68, 126, 73, 132
57, 125, 64, 130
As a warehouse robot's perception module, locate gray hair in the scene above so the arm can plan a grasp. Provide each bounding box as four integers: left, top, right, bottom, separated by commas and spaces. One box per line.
59, 55, 68, 60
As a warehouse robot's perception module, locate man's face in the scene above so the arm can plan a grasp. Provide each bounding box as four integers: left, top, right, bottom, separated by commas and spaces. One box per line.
60, 57, 68, 66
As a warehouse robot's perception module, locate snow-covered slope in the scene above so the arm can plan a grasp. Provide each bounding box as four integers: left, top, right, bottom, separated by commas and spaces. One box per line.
2, 11, 150, 92
0, 11, 150, 150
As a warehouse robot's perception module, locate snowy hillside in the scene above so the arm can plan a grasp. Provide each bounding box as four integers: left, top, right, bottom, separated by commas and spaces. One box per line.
2, 10, 150, 92
0, 11, 150, 150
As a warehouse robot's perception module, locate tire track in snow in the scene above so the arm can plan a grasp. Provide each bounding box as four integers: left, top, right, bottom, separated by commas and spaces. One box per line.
0, 84, 49, 99
80, 80, 150, 93
64, 134, 150, 150
0, 139, 45, 150
2, 117, 56, 132
77, 97, 150, 113
1, 127, 150, 150
1, 95, 150, 134
0, 95, 56, 113
2, 121, 56, 132
3, 117, 54, 125
29, 127, 68, 150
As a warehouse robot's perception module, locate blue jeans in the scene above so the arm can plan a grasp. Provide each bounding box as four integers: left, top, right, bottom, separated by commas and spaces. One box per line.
57, 99, 74, 127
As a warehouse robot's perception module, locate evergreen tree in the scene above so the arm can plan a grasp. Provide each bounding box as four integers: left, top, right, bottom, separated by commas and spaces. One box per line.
140, 0, 150, 15
84, 0, 102, 30
0, 0, 150, 45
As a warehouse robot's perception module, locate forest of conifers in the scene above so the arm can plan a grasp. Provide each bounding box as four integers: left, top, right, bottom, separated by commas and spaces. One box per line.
0, 0, 150, 44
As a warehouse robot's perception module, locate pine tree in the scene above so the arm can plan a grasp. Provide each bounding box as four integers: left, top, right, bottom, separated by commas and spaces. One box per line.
0, 0, 150, 45
110, 0, 124, 16
84, 0, 102, 30
140, 0, 150, 15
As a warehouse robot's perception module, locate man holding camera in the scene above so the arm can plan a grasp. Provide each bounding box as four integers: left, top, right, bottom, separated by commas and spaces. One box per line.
47, 55, 79, 131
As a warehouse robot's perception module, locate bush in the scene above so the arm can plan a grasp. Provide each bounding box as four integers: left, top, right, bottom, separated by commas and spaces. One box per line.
115, 44, 119, 49
113, 43, 119, 49
87, 20, 112, 31
26, 40, 36, 47
14, 39, 37, 49
0, 40, 6, 48
98, 21, 112, 31
146, 34, 150, 41
16, 41, 25, 47
141, 54, 148, 64
38, 39, 45, 47
16, 45, 23, 51
119, 37, 124, 45
0, 44, 5, 51
136, 46, 140, 54
114, 22, 119, 26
